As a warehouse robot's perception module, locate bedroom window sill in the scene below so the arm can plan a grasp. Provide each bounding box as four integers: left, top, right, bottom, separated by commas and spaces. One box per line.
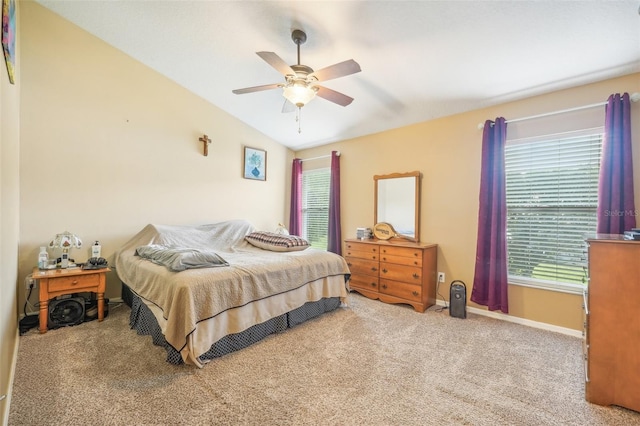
509, 276, 586, 295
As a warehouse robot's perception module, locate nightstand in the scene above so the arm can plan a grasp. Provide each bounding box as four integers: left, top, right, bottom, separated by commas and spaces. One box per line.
33, 267, 110, 334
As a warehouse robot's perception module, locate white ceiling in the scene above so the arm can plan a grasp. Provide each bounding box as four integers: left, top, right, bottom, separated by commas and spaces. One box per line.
36, 1, 640, 150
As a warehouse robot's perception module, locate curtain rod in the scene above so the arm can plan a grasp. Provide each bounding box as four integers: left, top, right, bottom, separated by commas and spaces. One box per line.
299, 151, 340, 162
477, 92, 640, 129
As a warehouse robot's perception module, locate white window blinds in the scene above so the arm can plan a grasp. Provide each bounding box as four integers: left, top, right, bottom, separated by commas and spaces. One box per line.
302, 168, 330, 250
505, 130, 603, 287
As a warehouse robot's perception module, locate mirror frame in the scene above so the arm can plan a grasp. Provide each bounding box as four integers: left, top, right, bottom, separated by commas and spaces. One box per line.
374, 171, 421, 242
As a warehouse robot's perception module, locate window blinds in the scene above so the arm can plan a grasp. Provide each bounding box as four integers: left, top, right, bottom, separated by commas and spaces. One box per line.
302, 168, 331, 250
505, 131, 603, 285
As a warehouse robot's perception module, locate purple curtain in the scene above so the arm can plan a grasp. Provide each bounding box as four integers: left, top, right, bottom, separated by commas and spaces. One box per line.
471, 117, 509, 313
289, 158, 302, 236
596, 93, 635, 234
327, 151, 342, 255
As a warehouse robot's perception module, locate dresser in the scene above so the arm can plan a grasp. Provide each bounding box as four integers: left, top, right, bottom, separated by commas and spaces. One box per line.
584, 235, 640, 412
344, 238, 437, 312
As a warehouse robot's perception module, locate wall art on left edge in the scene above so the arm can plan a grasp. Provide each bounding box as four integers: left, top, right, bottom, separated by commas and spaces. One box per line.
2, 0, 15, 84
243, 146, 267, 181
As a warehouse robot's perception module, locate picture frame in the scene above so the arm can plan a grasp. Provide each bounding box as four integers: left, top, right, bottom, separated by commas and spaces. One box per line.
2, 0, 15, 84
243, 146, 267, 181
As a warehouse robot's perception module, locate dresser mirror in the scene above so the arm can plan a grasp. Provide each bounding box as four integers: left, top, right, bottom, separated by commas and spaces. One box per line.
374, 171, 421, 241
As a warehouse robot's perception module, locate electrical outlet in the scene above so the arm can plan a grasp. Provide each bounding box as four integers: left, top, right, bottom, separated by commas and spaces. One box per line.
437, 272, 445, 283
26, 278, 36, 290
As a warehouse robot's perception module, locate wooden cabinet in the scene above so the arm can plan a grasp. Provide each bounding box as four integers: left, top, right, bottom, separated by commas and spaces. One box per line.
585, 236, 640, 412
344, 239, 437, 312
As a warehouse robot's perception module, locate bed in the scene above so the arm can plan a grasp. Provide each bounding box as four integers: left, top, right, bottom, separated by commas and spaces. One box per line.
113, 219, 351, 367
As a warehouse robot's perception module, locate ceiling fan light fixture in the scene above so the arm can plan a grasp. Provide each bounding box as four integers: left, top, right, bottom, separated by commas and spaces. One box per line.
282, 82, 317, 108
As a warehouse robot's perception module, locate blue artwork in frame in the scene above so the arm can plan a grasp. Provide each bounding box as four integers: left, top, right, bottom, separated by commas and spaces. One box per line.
2, 0, 15, 84
243, 146, 266, 181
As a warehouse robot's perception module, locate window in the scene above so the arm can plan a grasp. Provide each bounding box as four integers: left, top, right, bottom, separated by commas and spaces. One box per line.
505, 129, 603, 292
302, 168, 330, 250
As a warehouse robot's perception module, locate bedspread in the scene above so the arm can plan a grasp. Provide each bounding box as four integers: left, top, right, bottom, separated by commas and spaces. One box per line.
114, 220, 350, 366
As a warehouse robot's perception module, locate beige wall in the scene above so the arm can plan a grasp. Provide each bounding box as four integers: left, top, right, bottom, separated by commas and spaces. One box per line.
0, 0, 20, 422
7, 8, 639, 413
297, 73, 640, 331
17, 2, 293, 312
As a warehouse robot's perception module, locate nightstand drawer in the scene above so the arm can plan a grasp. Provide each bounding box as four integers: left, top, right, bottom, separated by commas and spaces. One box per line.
48, 274, 100, 292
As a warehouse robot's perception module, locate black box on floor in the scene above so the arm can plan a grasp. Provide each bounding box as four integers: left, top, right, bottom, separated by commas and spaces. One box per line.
449, 280, 467, 319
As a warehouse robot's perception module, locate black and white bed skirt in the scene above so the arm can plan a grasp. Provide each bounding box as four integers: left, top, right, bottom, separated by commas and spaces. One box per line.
122, 284, 342, 365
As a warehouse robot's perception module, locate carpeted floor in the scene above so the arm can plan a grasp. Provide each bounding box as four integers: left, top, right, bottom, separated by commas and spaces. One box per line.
9, 293, 640, 425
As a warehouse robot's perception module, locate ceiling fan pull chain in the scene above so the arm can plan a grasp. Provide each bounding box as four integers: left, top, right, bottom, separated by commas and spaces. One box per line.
297, 107, 302, 133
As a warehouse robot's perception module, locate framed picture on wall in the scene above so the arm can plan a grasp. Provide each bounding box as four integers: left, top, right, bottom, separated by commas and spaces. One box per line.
2, 0, 16, 84
243, 146, 267, 181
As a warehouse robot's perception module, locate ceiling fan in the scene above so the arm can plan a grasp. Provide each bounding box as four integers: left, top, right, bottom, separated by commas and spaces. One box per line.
232, 29, 361, 112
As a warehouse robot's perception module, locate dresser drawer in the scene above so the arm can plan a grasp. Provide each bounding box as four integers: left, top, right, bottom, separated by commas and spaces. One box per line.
344, 247, 378, 261
379, 262, 422, 283
48, 273, 100, 292
349, 275, 379, 291
379, 245, 422, 260
379, 278, 422, 302
345, 257, 379, 277
379, 253, 421, 267
345, 241, 378, 254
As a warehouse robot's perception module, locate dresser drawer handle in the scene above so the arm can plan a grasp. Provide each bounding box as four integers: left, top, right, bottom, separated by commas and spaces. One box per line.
370, 282, 376, 287
412, 291, 419, 296
413, 253, 418, 257
347, 262, 352, 267
371, 267, 378, 272
382, 268, 388, 274
382, 284, 387, 289
412, 273, 420, 279
71, 280, 79, 285
382, 257, 387, 261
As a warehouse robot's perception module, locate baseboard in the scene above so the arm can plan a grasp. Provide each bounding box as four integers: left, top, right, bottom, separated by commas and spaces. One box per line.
1, 328, 20, 426
435, 299, 582, 338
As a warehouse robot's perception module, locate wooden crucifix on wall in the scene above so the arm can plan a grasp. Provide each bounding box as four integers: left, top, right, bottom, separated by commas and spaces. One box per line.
199, 134, 212, 156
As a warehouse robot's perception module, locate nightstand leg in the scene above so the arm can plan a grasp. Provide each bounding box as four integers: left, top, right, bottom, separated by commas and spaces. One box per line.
38, 278, 48, 334
39, 299, 48, 333
97, 293, 104, 321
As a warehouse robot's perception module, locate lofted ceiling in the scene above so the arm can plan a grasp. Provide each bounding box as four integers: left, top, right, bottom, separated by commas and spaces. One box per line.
36, 1, 640, 150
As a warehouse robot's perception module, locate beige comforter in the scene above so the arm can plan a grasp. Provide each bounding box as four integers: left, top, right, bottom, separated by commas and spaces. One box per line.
114, 220, 350, 366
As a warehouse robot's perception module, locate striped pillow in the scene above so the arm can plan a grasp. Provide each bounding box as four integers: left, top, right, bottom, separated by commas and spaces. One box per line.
245, 231, 309, 252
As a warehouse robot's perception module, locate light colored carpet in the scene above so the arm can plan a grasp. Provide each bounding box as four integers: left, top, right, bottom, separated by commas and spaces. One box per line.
9, 293, 640, 425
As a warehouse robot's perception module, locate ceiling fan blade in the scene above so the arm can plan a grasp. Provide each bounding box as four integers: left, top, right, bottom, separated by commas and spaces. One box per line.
232, 83, 282, 95
311, 59, 361, 82
256, 52, 296, 76
315, 86, 354, 107
282, 99, 296, 113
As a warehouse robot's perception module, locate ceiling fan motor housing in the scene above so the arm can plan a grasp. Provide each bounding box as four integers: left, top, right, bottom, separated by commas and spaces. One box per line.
291, 29, 307, 46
